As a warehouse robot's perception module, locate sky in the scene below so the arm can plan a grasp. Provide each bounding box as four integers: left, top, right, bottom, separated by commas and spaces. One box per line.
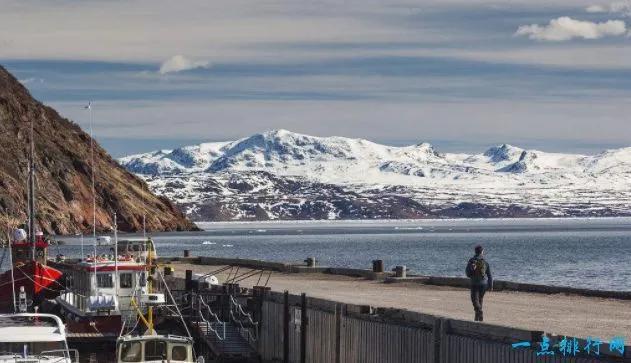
1, 0, 630, 157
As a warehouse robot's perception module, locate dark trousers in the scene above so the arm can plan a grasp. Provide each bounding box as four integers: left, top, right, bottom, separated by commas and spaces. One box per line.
470, 285, 486, 321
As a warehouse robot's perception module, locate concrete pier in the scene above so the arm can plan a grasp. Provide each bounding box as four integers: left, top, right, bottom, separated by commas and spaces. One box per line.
160, 256, 631, 342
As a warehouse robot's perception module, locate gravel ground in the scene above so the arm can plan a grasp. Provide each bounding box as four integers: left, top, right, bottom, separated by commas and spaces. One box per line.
171, 262, 631, 340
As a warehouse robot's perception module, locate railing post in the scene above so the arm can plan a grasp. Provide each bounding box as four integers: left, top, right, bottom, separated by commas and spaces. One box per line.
283, 291, 290, 363
300, 293, 307, 363
439, 318, 450, 363
432, 318, 443, 363
335, 304, 343, 363
185, 269, 193, 292
190, 292, 195, 326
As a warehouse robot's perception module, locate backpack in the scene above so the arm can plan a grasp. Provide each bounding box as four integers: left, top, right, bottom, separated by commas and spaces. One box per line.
471, 259, 486, 279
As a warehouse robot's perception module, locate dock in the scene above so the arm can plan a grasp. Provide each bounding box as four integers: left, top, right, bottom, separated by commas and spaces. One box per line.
155, 254, 630, 363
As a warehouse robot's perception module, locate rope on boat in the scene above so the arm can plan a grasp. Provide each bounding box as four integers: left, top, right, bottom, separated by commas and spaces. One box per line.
14, 264, 64, 293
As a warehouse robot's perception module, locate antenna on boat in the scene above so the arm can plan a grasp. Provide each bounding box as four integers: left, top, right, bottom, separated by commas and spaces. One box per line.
86, 101, 98, 289
7, 223, 16, 312
28, 116, 36, 260
145, 231, 154, 335
114, 212, 119, 297
80, 233, 84, 260
141, 168, 147, 264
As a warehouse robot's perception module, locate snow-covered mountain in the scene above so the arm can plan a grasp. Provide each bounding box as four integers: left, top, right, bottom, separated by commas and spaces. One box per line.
119, 130, 631, 221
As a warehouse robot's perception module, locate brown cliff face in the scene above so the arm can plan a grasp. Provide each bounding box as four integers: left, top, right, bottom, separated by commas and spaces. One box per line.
0, 65, 197, 234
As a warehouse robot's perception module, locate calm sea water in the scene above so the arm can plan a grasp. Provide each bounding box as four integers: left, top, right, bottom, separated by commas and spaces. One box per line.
48, 218, 631, 291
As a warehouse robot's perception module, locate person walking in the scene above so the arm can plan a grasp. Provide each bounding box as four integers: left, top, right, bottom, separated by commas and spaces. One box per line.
465, 245, 492, 322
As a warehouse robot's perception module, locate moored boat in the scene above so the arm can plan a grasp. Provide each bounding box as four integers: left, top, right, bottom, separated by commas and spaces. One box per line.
0, 116, 64, 313
51, 246, 152, 339
0, 313, 78, 362
115, 236, 200, 362
117, 334, 196, 363
0, 230, 63, 312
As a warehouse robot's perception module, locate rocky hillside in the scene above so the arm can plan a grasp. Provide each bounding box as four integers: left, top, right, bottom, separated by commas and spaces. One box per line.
121, 130, 631, 221
0, 65, 197, 234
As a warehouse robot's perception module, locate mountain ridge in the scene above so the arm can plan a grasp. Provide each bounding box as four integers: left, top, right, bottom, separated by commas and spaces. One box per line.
121, 129, 631, 178
120, 130, 631, 221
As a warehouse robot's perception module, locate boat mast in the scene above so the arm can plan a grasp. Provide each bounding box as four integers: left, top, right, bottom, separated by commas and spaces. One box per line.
28, 117, 36, 260
114, 212, 119, 298
87, 102, 98, 288
7, 224, 16, 312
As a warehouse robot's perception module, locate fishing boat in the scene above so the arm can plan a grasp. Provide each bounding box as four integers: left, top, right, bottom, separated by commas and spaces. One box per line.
0, 230, 64, 312
49, 103, 146, 339
115, 235, 200, 362
52, 251, 150, 338
0, 313, 78, 362
0, 118, 63, 313
117, 334, 196, 363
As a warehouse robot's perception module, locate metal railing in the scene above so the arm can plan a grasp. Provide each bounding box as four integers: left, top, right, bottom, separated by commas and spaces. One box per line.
229, 295, 259, 344
196, 294, 226, 341
0, 348, 81, 363
40, 349, 80, 363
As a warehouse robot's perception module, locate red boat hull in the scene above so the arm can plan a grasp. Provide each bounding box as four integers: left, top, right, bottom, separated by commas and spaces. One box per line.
63, 313, 123, 339
0, 260, 64, 312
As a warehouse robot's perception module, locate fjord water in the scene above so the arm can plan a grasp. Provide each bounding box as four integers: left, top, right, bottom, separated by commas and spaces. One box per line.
55, 218, 631, 291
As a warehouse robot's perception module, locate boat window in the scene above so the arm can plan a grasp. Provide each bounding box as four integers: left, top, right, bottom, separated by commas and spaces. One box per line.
119, 341, 142, 362
144, 340, 167, 361
171, 345, 188, 361
120, 273, 133, 288
97, 273, 114, 288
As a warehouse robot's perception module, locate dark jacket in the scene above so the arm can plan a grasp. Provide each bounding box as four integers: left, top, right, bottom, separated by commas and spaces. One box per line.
466, 255, 493, 288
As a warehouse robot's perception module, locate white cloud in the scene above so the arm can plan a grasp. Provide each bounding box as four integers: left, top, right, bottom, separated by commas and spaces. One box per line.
158, 55, 209, 74
586, 1, 631, 16
515, 17, 626, 41
586, 5, 607, 12
19, 77, 44, 85
610, 1, 631, 13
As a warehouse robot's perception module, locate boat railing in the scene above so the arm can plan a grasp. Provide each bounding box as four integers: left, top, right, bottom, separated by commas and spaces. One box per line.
38, 348, 80, 363
197, 294, 226, 341
0, 348, 80, 363
229, 295, 259, 344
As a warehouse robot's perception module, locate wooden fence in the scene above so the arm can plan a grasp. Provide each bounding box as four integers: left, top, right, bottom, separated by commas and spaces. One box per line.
255, 290, 629, 363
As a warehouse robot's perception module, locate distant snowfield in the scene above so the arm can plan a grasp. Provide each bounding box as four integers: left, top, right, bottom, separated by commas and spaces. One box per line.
120, 130, 631, 220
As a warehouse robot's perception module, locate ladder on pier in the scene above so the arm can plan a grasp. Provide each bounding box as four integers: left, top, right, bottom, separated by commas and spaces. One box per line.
189, 293, 259, 362
192, 321, 258, 362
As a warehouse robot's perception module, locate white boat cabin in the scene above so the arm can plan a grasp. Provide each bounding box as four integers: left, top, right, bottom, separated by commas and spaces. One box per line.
117, 335, 197, 363
0, 313, 78, 362
57, 257, 148, 317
